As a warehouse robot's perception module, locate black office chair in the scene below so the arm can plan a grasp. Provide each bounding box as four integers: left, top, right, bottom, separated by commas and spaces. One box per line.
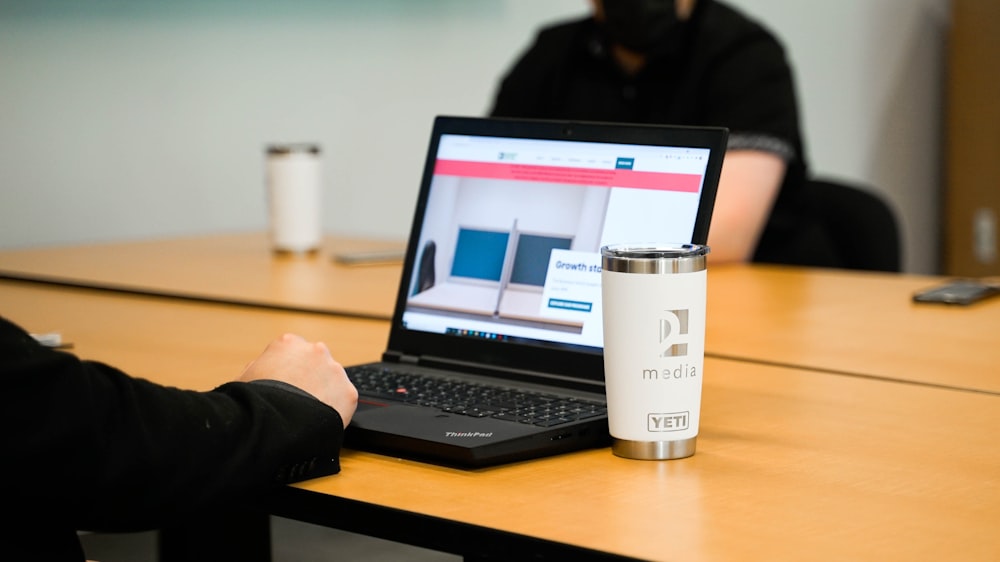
753, 177, 902, 272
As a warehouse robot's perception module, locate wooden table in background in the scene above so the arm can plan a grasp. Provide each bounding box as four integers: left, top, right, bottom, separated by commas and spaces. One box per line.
4, 234, 999, 393
0, 232, 403, 320
5, 234, 997, 394
705, 264, 1000, 394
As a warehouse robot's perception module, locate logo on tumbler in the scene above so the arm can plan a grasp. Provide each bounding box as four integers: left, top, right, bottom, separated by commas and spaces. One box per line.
648, 411, 689, 432
660, 309, 690, 357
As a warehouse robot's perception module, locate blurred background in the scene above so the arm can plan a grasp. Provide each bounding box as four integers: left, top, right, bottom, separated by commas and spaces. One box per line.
0, 0, 961, 275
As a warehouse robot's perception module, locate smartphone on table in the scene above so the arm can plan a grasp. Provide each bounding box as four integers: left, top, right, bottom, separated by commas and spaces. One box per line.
912, 279, 1000, 306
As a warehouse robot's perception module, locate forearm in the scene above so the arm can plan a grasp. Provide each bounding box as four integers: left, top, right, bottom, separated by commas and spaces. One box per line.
706, 150, 786, 263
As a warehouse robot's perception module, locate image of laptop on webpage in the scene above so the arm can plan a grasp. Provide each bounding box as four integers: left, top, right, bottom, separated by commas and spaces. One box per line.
403, 133, 711, 350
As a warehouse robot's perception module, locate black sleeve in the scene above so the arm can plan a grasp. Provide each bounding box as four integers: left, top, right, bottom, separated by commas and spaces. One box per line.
706, 37, 801, 154
0, 315, 345, 532
489, 32, 552, 117
689, 5, 804, 159
489, 20, 588, 118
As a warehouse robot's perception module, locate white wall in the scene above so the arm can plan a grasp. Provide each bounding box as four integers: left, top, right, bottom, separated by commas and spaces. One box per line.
740, 0, 950, 274
0, 0, 950, 273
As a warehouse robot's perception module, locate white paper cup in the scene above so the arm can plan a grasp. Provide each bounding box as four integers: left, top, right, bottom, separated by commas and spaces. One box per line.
601, 243, 709, 460
266, 143, 322, 254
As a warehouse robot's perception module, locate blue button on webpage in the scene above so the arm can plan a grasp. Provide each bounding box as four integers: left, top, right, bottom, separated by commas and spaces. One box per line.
548, 298, 593, 312
615, 157, 635, 169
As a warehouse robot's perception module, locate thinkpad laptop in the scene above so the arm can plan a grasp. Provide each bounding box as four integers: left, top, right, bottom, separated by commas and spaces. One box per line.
344, 115, 727, 467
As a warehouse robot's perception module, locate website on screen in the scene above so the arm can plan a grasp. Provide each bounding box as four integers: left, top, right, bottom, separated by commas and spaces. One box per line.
401, 134, 711, 350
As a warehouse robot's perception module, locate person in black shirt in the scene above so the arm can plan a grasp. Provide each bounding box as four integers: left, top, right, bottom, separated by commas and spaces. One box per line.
0, 315, 358, 560
491, 0, 834, 265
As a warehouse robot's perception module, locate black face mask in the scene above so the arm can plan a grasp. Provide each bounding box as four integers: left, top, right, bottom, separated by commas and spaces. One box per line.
600, 0, 680, 54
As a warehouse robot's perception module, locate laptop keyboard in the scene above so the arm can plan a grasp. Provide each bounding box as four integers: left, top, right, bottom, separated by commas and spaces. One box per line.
348, 365, 607, 427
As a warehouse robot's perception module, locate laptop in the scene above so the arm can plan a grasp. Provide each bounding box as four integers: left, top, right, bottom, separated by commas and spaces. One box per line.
344, 115, 727, 468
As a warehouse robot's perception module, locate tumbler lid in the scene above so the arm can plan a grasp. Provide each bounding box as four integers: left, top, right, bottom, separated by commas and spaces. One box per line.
601, 243, 709, 274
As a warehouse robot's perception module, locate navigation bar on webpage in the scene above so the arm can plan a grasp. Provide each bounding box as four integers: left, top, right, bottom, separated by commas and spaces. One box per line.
433, 159, 702, 192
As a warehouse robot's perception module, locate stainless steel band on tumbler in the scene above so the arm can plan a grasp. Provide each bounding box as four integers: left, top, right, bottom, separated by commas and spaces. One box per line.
613, 438, 698, 461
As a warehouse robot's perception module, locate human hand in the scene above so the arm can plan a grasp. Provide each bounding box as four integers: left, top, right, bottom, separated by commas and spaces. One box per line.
239, 333, 359, 427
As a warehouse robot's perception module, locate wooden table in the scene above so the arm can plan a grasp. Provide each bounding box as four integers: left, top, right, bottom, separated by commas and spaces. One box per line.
0, 280, 390, 389
5, 281, 998, 561
0, 232, 403, 320
276, 357, 1000, 562
705, 264, 1000, 394
4, 234, 998, 394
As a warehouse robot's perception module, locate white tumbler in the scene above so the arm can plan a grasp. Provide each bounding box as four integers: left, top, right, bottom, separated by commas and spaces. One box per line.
601, 244, 709, 460
266, 143, 322, 254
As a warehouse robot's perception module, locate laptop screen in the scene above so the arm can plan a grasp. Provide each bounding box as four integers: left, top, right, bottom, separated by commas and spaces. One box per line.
387, 116, 726, 383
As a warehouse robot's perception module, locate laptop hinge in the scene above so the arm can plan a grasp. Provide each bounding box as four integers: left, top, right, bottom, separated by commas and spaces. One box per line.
378, 352, 604, 394
380, 350, 409, 363
398, 353, 420, 365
